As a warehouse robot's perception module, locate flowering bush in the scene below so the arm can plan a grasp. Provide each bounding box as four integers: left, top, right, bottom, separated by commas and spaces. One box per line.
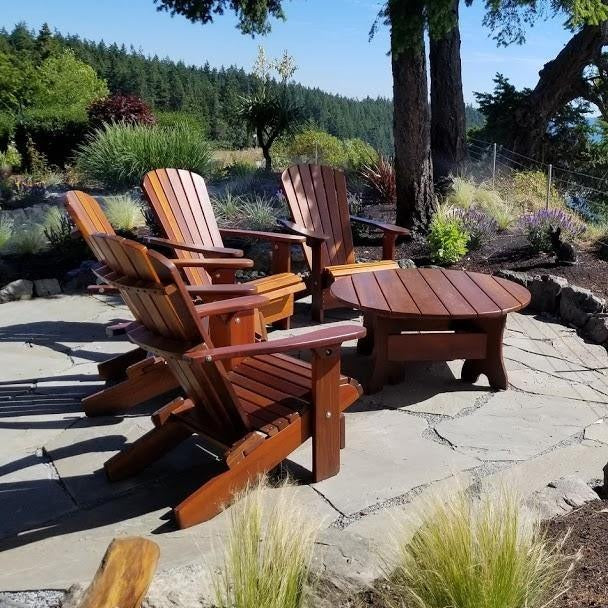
87, 94, 156, 128
451, 208, 498, 250
518, 208, 585, 253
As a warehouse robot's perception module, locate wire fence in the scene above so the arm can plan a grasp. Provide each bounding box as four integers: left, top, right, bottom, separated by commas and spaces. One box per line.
466, 137, 608, 219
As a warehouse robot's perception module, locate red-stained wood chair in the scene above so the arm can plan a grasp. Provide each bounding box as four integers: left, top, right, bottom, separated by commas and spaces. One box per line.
91, 232, 365, 528
280, 164, 411, 322
65, 190, 263, 416
142, 168, 306, 330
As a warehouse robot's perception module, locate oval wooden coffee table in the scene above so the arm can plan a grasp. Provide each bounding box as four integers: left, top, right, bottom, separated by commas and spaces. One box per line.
330, 267, 531, 393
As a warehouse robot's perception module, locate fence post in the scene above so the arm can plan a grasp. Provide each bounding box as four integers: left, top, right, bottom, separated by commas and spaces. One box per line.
492, 143, 497, 187
546, 164, 553, 209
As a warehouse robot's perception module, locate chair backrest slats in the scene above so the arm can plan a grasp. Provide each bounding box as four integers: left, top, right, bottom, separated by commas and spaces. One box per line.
281, 164, 355, 269
142, 169, 222, 287
89, 233, 248, 439
65, 191, 115, 262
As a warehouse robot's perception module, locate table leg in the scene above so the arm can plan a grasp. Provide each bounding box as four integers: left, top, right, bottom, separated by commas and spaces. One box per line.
357, 313, 375, 355
367, 317, 400, 394
462, 316, 508, 390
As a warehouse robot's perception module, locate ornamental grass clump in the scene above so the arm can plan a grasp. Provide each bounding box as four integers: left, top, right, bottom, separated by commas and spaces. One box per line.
385, 489, 574, 608
360, 156, 396, 207
214, 477, 320, 608
427, 205, 469, 264
0, 214, 13, 252
518, 208, 586, 253
103, 194, 145, 232
75, 122, 213, 189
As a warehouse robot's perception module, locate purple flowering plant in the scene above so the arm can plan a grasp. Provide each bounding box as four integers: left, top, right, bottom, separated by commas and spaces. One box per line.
451, 208, 499, 250
518, 208, 585, 253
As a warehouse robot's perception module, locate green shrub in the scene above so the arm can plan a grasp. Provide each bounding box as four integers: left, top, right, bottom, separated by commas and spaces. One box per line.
103, 195, 145, 232
155, 111, 208, 135
43, 206, 73, 249
15, 106, 89, 168
9, 223, 48, 255
0, 215, 13, 252
385, 489, 572, 608
427, 206, 469, 264
503, 171, 565, 213
75, 122, 214, 189
276, 129, 377, 170
213, 477, 320, 608
0, 141, 22, 169
0, 113, 16, 151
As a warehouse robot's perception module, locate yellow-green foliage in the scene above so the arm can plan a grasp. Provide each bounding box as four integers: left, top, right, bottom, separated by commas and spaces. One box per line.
428, 204, 469, 264
0, 140, 21, 169
385, 488, 573, 608
214, 477, 320, 608
103, 194, 145, 232
502, 171, 565, 213
446, 177, 515, 230
276, 129, 377, 170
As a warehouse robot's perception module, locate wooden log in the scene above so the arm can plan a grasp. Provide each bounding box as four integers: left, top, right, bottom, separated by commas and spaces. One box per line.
78, 537, 160, 608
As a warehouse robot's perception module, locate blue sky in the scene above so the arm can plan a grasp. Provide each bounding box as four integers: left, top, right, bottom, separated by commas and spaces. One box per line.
0, 0, 573, 104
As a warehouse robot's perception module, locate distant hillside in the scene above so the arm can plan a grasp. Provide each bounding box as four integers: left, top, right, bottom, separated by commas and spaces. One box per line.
1, 24, 486, 155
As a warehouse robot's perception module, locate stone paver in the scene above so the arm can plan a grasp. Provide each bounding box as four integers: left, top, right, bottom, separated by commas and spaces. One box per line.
0, 295, 607, 598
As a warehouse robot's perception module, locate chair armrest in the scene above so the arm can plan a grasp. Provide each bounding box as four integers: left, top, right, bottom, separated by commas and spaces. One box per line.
277, 219, 328, 244
350, 216, 411, 236
186, 324, 366, 362
172, 258, 254, 270
143, 236, 243, 258
195, 295, 268, 318
219, 228, 305, 244
187, 283, 257, 298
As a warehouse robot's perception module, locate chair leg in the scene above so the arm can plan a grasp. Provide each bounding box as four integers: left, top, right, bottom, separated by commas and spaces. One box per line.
97, 348, 147, 381
340, 414, 346, 450
174, 414, 310, 528
105, 421, 192, 481
272, 317, 290, 330
311, 284, 324, 323
84, 359, 180, 416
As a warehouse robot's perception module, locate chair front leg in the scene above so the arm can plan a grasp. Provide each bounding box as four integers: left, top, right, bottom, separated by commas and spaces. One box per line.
311, 346, 341, 482
382, 231, 398, 260
310, 241, 324, 323
270, 241, 292, 275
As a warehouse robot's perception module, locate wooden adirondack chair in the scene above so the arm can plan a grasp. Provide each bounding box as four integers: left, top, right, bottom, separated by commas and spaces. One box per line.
91, 232, 365, 528
280, 164, 411, 322
142, 168, 306, 330
65, 190, 263, 416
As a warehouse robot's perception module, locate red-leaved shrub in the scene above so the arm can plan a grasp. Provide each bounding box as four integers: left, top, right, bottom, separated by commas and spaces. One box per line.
360, 156, 396, 206
87, 94, 156, 128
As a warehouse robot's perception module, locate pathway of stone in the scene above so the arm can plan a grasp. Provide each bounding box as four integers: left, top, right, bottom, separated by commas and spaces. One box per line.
0, 294, 607, 605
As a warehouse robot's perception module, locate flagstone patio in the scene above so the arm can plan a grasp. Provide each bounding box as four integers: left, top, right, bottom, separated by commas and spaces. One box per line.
1, 293, 607, 601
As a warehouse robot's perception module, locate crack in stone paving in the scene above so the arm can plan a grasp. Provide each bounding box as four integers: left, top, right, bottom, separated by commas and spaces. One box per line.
505, 343, 608, 372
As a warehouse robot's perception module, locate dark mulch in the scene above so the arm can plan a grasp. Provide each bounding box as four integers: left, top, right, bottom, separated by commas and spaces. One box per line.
354, 229, 608, 302
545, 498, 608, 608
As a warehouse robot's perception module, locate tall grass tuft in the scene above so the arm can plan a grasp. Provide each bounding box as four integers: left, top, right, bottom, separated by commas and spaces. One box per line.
75, 122, 213, 189
214, 477, 320, 608
385, 488, 573, 608
103, 194, 145, 232
0, 214, 13, 252
9, 223, 48, 255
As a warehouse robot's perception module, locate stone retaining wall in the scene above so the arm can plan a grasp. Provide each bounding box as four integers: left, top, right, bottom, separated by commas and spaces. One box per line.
496, 270, 608, 346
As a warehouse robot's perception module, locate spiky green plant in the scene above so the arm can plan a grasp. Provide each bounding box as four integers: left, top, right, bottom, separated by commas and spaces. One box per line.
214, 477, 321, 608
103, 195, 145, 232
385, 488, 574, 608
239, 195, 280, 231
213, 190, 245, 228
447, 177, 477, 209
9, 223, 48, 255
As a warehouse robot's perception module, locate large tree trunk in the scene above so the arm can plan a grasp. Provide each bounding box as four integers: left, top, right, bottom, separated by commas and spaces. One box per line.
429, 0, 468, 182
511, 21, 608, 158
390, 6, 435, 230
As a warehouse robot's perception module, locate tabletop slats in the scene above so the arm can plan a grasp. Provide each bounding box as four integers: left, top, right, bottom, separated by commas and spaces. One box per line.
331, 268, 530, 318
374, 269, 420, 314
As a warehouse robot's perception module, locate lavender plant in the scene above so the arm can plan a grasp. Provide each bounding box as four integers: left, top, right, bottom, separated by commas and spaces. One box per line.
451, 208, 498, 250
518, 208, 586, 253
